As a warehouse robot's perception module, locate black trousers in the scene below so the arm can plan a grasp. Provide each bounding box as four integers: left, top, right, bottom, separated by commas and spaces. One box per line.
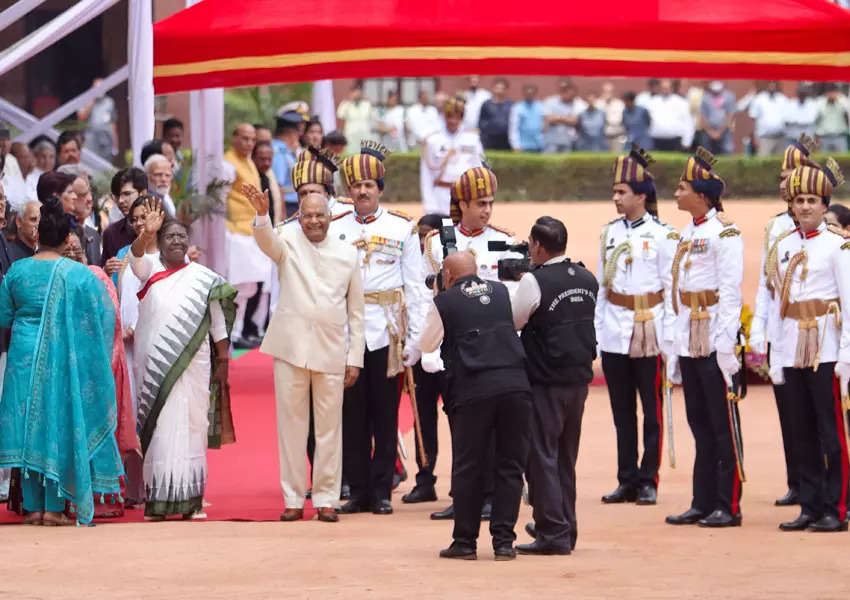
526, 382, 587, 550
767, 344, 798, 493
680, 353, 742, 515
412, 363, 443, 487
783, 364, 849, 520
452, 392, 531, 550
601, 352, 663, 490
342, 346, 400, 504
652, 136, 682, 151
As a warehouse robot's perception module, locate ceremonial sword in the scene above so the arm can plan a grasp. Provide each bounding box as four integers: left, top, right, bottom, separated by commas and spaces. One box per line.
726, 331, 747, 482
663, 361, 675, 469
404, 366, 429, 468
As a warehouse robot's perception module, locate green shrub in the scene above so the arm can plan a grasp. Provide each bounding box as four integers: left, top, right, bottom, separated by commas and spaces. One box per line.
378, 151, 850, 203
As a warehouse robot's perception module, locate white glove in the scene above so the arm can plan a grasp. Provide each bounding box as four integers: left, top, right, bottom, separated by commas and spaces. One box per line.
402, 345, 422, 368
836, 362, 850, 393
716, 351, 740, 388
665, 353, 681, 385
748, 331, 766, 356
421, 350, 444, 373
769, 360, 785, 386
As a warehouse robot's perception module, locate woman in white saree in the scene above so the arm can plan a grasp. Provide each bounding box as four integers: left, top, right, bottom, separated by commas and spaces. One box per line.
129, 198, 237, 520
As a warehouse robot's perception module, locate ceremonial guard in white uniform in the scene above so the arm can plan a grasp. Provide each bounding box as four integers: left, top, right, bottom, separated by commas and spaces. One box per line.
420, 95, 484, 216
748, 134, 816, 507
334, 141, 428, 515
768, 158, 850, 533
664, 148, 744, 529
419, 166, 520, 520
596, 147, 677, 507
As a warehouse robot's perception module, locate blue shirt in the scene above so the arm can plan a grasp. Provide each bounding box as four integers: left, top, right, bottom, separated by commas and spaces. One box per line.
271, 139, 298, 205
622, 105, 652, 150
510, 101, 544, 151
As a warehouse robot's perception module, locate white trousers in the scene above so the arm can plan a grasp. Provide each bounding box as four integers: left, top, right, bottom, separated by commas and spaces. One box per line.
232, 282, 257, 340
274, 359, 344, 509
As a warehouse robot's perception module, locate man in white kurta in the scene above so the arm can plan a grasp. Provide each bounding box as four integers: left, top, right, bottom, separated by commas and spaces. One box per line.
249, 187, 365, 522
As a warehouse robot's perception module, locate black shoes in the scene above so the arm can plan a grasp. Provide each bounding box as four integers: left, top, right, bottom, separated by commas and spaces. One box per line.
371, 499, 393, 515
439, 543, 477, 560
232, 334, 262, 349
516, 540, 572, 556
402, 485, 437, 504
601, 484, 637, 504
431, 504, 455, 520
808, 515, 849, 532
480, 502, 492, 521
774, 489, 800, 506
335, 499, 368, 514
698, 509, 742, 528
494, 546, 516, 561
636, 485, 657, 505
524, 522, 537, 539
665, 508, 705, 525
779, 512, 816, 531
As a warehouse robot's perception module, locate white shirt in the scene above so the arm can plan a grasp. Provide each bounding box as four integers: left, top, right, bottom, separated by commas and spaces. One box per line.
406, 104, 442, 149
672, 208, 744, 357
783, 97, 819, 138
749, 210, 796, 353
648, 94, 695, 146
419, 128, 484, 215
773, 222, 850, 367
0, 154, 28, 212
424, 223, 523, 292
594, 214, 679, 355
463, 87, 492, 131
748, 91, 789, 137
511, 255, 571, 330
332, 206, 428, 352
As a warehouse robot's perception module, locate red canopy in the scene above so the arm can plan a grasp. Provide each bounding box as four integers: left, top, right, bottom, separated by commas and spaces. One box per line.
153, 0, 850, 94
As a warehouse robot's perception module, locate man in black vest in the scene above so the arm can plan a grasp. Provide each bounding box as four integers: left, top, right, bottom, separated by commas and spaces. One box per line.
511, 216, 598, 555
420, 251, 531, 561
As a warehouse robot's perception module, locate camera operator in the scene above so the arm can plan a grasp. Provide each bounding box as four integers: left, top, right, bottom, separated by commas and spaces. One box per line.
511, 216, 598, 556
421, 166, 522, 521
420, 251, 532, 561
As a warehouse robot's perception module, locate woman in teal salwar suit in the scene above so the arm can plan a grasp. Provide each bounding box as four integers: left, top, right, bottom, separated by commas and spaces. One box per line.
0, 196, 123, 526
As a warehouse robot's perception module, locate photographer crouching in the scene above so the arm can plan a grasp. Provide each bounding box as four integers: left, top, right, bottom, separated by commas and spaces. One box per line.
512, 217, 598, 556
420, 251, 532, 561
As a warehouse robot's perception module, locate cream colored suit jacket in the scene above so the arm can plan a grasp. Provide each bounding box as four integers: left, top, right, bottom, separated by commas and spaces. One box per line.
253, 214, 365, 373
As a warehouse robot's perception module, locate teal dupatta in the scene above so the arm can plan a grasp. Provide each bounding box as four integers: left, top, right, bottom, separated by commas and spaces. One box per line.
21, 259, 123, 524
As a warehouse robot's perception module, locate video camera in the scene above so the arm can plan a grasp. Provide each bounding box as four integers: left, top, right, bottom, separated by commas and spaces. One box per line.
424, 218, 457, 292
488, 241, 531, 282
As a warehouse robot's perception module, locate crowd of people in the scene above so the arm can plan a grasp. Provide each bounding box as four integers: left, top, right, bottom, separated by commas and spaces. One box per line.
1, 84, 850, 563
336, 77, 850, 157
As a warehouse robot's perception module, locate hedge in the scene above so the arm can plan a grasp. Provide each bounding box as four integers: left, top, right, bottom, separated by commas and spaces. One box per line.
378, 151, 850, 203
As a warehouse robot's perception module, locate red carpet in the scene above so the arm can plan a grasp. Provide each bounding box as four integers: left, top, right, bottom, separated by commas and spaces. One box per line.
2, 350, 414, 524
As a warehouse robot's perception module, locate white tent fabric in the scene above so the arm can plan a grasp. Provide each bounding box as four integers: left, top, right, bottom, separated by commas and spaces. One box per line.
189, 87, 228, 276
0, 0, 119, 77
311, 79, 337, 133
128, 0, 154, 167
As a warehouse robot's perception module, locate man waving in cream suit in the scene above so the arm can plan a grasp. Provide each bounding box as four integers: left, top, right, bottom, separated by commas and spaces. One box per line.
244, 183, 365, 523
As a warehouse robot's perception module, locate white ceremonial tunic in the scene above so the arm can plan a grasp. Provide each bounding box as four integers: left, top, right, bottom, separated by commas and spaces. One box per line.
749, 210, 797, 354
424, 223, 523, 292
594, 214, 679, 355
672, 207, 744, 358
772, 222, 850, 368
420, 128, 484, 216
333, 206, 428, 352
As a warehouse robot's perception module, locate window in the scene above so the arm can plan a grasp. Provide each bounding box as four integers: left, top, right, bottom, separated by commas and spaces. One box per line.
361, 77, 439, 106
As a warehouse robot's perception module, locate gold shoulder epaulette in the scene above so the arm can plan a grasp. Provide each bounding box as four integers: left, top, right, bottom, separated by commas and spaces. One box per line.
387, 208, 413, 221
719, 228, 741, 238
337, 197, 354, 205
763, 216, 778, 254
667, 231, 681, 240
332, 210, 352, 221
842, 241, 850, 251
489, 223, 515, 237
828, 224, 850, 239
424, 230, 440, 272
716, 211, 734, 227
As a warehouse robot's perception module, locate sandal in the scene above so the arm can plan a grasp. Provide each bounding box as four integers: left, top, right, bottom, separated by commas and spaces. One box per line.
22, 511, 43, 526
42, 512, 75, 527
